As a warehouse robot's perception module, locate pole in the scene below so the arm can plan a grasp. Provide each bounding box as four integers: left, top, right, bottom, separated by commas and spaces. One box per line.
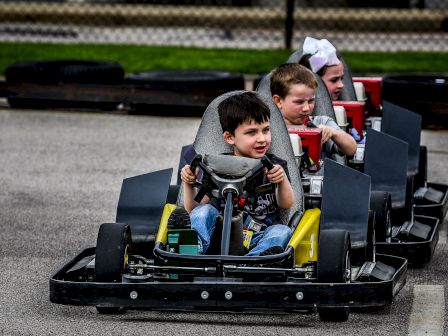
285, 0, 295, 49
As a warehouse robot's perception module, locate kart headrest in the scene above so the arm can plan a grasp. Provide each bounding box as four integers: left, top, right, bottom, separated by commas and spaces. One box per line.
204, 154, 260, 177
381, 100, 421, 176
178, 90, 303, 221
255, 69, 336, 120
285, 49, 303, 63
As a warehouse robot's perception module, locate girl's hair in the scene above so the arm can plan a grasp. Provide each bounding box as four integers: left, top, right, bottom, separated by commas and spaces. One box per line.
270, 63, 318, 99
218, 91, 270, 134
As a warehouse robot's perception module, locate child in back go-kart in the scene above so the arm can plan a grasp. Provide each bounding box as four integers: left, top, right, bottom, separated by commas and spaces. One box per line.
181, 91, 295, 256
298, 36, 344, 101
270, 63, 356, 157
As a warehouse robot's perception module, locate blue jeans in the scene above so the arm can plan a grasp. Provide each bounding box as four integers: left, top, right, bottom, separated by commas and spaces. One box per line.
245, 224, 292, 256
190, 204, 292, 256
190, 204, 220, 254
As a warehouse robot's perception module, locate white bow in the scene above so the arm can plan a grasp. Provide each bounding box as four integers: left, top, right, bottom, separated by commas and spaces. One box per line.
302, 36, 340, 73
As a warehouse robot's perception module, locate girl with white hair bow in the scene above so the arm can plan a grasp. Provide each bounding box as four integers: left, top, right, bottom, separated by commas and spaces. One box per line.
299, 36, 345, 101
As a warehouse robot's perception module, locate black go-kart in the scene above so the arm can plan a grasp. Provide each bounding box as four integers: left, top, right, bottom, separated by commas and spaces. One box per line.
256, 58, 443, 267
50, 91, 407, 322
285, 46, 448, 226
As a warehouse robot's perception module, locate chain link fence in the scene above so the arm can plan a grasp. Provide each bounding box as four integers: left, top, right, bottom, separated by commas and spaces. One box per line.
0, 0, 447, 51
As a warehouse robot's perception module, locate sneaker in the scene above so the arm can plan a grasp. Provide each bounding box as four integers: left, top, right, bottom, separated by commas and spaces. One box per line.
167, 207, 191, 230
260, 246, 294, 268
259, 246, 284, 256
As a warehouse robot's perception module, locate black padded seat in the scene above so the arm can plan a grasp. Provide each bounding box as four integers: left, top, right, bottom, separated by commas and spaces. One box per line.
338, 56, 358, 102
177, 90, 303, 224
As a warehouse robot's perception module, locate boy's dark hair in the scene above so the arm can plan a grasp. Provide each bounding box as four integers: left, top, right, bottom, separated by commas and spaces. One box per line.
270, 63, 317, 99
218, 91, 270, 134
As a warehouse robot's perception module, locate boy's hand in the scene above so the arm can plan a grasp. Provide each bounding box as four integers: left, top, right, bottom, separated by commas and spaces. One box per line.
266, 164, 286, 184
317, 124, 335, 144
181, 164, 196, 185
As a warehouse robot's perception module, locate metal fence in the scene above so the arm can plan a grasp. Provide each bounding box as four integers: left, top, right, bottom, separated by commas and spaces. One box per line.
0, 0, 447, 51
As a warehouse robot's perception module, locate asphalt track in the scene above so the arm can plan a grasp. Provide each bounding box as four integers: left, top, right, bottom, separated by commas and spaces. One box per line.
0, 105, 447, 335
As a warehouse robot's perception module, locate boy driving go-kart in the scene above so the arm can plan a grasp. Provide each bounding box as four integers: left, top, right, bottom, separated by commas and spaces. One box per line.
50, 90, 407, 322
180, 91, 294, 256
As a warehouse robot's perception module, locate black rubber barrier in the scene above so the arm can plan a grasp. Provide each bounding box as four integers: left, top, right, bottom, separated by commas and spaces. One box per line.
382, 75, 448, 128
125, 69, 245, 116
5, 60, 125, 110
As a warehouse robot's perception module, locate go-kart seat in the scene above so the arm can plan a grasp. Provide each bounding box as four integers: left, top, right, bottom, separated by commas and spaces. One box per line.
337, 55, 358, 102
177, 90, 304, 226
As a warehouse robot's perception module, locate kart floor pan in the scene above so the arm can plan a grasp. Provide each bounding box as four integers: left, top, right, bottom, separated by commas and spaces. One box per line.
414, 182, 448, 223
50, 249, 407, 311
376, 215, 440, 267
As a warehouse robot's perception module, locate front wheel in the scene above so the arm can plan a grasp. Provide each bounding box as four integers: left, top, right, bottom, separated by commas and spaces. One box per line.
94, 222, 131, 314
317, 229, 351, 322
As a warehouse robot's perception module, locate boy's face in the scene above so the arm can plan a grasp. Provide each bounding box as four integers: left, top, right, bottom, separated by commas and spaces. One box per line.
273, 83, 315, 126
322, 62, 344, 100
224, 119, 271, 159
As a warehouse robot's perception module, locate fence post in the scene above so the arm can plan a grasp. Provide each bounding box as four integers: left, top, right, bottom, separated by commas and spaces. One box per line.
285, 0, 295, 49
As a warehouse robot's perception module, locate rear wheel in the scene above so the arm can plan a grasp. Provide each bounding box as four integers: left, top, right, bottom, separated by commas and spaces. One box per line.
317, 229, 351, 322
94, 222, 131, 314
370, 191, 392, 242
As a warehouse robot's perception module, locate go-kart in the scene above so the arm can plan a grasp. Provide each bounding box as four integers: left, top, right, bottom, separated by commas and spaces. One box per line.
50, 91, 407, 322
285, 44, 448, 223
256, 70, 441, 266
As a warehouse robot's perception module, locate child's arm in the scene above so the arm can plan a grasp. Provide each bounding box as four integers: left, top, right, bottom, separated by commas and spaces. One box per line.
317, 124, 357, 156
180, 164, 209, 213
266, 164, 295, 210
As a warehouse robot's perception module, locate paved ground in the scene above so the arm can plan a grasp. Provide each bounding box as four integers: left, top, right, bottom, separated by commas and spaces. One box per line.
0, 107, 447, 335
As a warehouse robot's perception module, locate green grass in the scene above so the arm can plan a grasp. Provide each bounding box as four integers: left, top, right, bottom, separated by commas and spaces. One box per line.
1, 42, 448, 75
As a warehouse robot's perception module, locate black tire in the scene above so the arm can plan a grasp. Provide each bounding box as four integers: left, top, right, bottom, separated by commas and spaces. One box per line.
5, 60, 125, 111
7, 97, 120, 111
126, 70, 245, 116
370, 191, 392, 242
317, 229, 351, 322
414, 146, 428, 190
126, 69, 244, 91
5, 60, 125, 85
95, 223, 131, 314
366, 210, 376, 261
